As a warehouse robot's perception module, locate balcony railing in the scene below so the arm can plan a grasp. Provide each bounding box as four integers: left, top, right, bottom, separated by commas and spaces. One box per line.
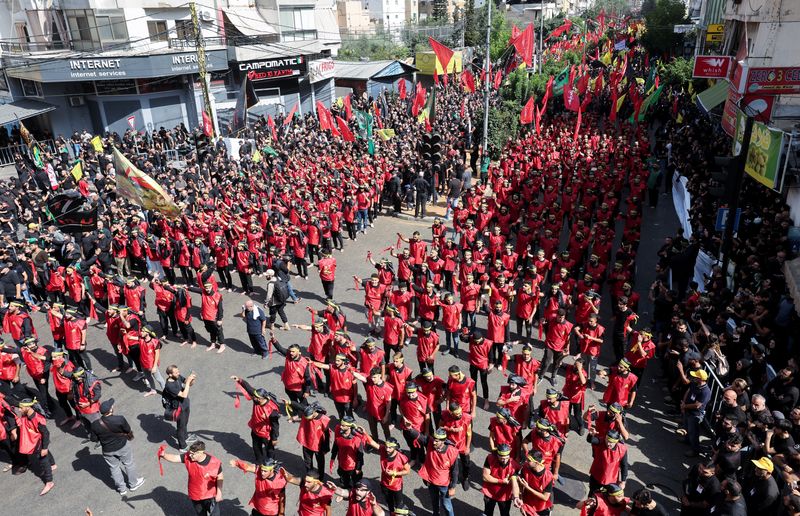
0, 40, 73, 54
167, 36, 228, 49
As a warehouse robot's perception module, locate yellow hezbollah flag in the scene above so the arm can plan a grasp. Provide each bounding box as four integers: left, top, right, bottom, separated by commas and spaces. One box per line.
375, 129, 396, 141
252, 149, 262, 163
616, 94, 627, 112
676, 113, 684, 124
91, 136, 104, 153
70, 161, 83, 182
635, 77, 645, 85
112, 147, 180, 218
601, 51, 612, 66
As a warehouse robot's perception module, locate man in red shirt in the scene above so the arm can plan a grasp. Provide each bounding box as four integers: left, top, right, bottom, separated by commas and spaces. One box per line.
288, 470, 335, 516
419, 428, 460, 516
159, 440, 224, 515
541, 309, 574, 385
481, 444, 518, 515
315, 248, 337, 300
624, 328, 656, 389
575, 313, 605, 390
602, 359, 639, 409
446, 365, 477, 417
512, 450, 554, 516
229, 457, 298, 516
354, 367, 393, 440
379, 437, 410, 513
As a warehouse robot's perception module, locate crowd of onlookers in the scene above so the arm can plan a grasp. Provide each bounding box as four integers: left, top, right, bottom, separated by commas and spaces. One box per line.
649, 100, 800, 515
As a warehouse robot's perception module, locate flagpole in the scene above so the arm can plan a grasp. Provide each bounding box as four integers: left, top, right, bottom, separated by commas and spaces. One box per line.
191, 2, 216, 138
481, 0, 492, 162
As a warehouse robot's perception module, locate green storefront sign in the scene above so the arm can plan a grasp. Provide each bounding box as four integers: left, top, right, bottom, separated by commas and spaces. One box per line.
734, 110, 785, 189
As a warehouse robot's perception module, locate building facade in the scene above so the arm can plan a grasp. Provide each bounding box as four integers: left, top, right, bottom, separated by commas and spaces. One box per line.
0, 0, 340, 139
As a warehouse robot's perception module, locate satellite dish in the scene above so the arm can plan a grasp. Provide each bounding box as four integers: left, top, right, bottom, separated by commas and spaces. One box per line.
745, 98, 769, 116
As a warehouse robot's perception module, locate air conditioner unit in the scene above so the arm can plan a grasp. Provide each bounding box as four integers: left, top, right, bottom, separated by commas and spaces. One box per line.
68, 96, 85, 107
200, 10, 213, 22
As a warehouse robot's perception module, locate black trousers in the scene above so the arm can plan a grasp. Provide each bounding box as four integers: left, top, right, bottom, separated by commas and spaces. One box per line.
55, 390, 74, 419
178, 321, 196, 343
381, 485, 403, 513
321, 280, 335, 300
293, 257, 308, 278
331, 231, 344, 250
334, 400, 354, 419
251, 431, 275, 463
218, 268, 233, 289
302, 447, 325, 479
483, 497, 512, 516
26, 446, 55, 483
67, 348, 92, 371
192, 498, 220, 516
176, 406, 190, 449
338, 467, 362, 489
158, 308, 179, 338
470, 364, 489, 400
203, 320, 224, 345
238, 272, 253, 294
268, 304, 288, 326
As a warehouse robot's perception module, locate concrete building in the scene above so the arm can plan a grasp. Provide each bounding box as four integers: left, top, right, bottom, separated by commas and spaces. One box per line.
0, 0, 340, 141
367, 0, 408, 35
337, 0, 376, 35
418, 0, 464, 22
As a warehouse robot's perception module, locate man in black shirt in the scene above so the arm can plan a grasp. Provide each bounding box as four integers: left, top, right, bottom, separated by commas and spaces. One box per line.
90, 398, 144, 496
163, 366, 197, 452
630, 488, 668, 516
412, 172, 430, 219
0, 263, 22, 304
712, 480, 747, 516
744, 456, 780, 514
681, 461, 721, 516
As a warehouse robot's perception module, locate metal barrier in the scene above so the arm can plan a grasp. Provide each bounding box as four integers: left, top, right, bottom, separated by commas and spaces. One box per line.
702, 363, 727, 427
0, 139, 57, 166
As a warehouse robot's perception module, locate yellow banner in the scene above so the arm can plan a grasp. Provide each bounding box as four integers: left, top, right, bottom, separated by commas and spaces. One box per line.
91, 136, 104, 153
113, 147, 181, 218
70, 161, 83, 182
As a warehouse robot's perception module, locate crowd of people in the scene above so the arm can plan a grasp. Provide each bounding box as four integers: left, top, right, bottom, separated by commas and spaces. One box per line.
0, 38, 797, 516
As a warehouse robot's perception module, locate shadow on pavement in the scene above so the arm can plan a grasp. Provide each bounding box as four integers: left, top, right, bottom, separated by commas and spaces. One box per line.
137, 413, 175, 444
71, 446, 117, 490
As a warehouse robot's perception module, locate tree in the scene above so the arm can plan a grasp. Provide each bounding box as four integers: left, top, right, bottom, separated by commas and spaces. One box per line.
338, 36, 410, 61
464, 0, 480, 47
584, 0, 632, 17
661, 57, 693, 86
432, 0, 448, 22
641, 0, 687, 56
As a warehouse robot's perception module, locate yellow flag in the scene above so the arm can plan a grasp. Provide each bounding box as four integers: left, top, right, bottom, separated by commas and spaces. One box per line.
688, 82, 694, 94
635, 77, 645, 85
601, 51, 612, 66
616, 94, 627, 113
375, 129, 396, 141
676, 113, 684, 124
112, 147, 180, 218
91, 136, 103, 153
70, 161, 83, 182
252, 149, 262, 163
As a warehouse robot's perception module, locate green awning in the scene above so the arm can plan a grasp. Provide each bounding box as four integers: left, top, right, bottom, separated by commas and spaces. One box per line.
696, 80, 729, 112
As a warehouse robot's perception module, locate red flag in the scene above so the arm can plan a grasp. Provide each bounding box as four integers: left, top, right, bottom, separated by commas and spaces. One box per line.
425, 117, 432, 133
234, 394, 241, 409
542, 76, 554, 111
581, 89, 592, 110
479, 68, 486, 84
88, 298, 98, 321
534, 105, 542, 134
460, 99, 466, 119
433, 72, 439, 86
609, 87, 619, 122
563, 87, 580, 112
546, 18, 572, 41
442, 72, 448, 87
316, 101, 330, 131
510, 24, 534, 67
428, 37, 455, 72
343, 94, 353, 120
597, 9, 606, 31
236, 382, 252, 400
509, 24, 521, 44
267, 115, 277, 141
568, 65, 577, 87
644, 52, 650, 69
493, 70, 502, 90
412, 83, 426, 116
520, 96, 535, 124
672, 95, 679, 117
460, 70, 476, 93
337, 116, 355, 142
594, 75, 604, 97
398, 79, 407, 100
283, 103, 297, 125
574, 107, 582, 140
157, 444, 167, 476
577, 73, 589, 95
201, 111, 213, 137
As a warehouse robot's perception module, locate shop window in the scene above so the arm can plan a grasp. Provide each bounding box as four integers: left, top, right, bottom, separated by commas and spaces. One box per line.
148, 20, 168, 42
279, 8, 317, 42
95, 79, 138, 96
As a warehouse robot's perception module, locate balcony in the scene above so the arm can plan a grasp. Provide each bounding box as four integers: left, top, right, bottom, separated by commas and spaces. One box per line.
0, 40, 74, 54
167, 36, 229, 49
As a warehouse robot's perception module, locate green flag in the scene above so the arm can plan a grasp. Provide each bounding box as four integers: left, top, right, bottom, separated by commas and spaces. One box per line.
417, 87, 436, 126
644, 66, 658, 93
263, 146, 279, 157
354, 110, 373, 139
552, 66, 571, 96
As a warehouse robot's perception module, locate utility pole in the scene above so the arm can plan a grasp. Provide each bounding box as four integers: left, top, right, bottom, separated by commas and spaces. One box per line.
538, 6, 545, 72
720, 110, 755, 272
481, 0, 492, 161
191, 2, 216, 137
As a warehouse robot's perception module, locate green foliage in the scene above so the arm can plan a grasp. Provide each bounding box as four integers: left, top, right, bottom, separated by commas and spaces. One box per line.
641, 0, 687, 56
476, 100, 521, 159
463, 0, 480, 47
470, 2, 512, 62
338, 36, 410, 62
432, 0, 448, 22
583, 0, 632, 17
661, 57, 693, 86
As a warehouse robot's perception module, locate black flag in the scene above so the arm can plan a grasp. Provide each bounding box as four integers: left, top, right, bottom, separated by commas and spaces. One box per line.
230, 75, 259, 135
46, 190, 98, 233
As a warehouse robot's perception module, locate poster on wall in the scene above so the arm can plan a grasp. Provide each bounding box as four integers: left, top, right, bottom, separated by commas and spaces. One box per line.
735, 110, 787, 190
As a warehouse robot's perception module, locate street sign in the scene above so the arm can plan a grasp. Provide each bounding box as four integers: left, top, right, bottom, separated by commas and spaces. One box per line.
746, 66, 800, 95
707, 24, 724, 33
127, 115, 136, 130
673, 24, 694, 33
715, 208, 741, 232
706, 33, 724, 43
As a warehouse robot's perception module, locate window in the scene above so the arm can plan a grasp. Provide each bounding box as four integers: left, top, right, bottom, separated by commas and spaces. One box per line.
147, 20, 168, 42
95, 13, 129, 42
20, 79, 42, 98
66, 9, 99, 50
175, 19, 193, 40
279, 8, 316, 42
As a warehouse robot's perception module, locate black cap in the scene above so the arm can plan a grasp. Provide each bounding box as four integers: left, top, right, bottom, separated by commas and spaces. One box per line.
100, 398, 115, 414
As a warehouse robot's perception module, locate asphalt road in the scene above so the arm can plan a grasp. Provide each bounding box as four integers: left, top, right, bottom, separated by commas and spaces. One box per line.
3, 195, 690, 515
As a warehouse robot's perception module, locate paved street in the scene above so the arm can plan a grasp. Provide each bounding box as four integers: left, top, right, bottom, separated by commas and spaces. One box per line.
4, 197, 689, 515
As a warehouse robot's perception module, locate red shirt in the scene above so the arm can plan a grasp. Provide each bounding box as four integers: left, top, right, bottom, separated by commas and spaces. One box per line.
544, 319, 574, 352
380, 446, 409, 491
365, 379, 393, 420
481, 454, 519, 501
469, 337, 493, 370
298, 484, 334, 516
317, 257, 336, 281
